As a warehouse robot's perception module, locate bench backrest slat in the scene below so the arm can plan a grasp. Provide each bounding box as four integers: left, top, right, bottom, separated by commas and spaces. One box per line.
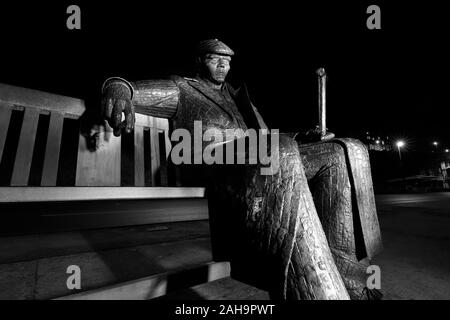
149, 126, 160, 186
0, 83, 176, 189
0, 83, 85, 118
41, 112, 65, 186
134, 125, 145, 187
75, 124, 122, 186
10, 108, 40, 186
0, 103, 12, 162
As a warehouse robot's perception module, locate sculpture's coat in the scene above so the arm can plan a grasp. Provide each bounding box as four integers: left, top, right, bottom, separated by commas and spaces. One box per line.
101, 75, 382, 299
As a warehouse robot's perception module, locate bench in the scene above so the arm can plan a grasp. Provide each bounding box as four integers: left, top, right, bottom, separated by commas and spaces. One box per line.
0, 83, 210, 229
0, 83, 236, 299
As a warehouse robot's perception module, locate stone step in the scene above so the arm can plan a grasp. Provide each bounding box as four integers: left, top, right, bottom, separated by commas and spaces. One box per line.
56, 261, 231, 300
0, 198, 209, 235
155, 276, 270, 300
0, 236, 219, 300
0, 220, 210, 264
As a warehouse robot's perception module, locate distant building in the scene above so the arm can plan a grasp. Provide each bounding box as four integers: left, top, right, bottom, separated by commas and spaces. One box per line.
360, 131, 450, 192
363, 132, 393, 151
384, 151, 450, 192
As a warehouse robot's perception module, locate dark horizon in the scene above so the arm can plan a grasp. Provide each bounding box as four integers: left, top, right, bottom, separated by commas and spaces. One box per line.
0, 1, 448, 150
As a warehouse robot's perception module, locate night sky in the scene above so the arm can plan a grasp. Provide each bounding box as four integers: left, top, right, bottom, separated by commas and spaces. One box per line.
0, 1, 448, 152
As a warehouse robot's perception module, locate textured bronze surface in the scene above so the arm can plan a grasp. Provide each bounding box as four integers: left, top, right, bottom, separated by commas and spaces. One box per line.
196, 39, 235, 56
317, 68, 327, 136
206, 136, 381, 300
99, 41, 382, 299
241, 136, 350, 299
132, 79, 179, 119
299, 139, 382, 299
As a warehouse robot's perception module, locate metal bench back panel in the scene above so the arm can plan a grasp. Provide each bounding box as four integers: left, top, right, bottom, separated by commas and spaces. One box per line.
0, 83, 172, 188
75, 125, 122, 186
41, 112, 65, 186
10, 108, 40, 186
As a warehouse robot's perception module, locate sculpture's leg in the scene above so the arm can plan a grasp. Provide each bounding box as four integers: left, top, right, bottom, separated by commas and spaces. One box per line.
208, 135, 350, 299
299, 140, 381, 299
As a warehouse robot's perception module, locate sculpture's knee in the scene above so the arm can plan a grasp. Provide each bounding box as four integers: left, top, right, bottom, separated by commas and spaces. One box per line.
259, 134, 301, 176
278, 134, 303, 172
299, 140, 348, 180
337, 138, 370, 163
279, 134, 301, 158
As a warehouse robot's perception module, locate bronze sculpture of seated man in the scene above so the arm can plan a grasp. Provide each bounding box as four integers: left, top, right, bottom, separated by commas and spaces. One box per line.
100, 39, 383, 300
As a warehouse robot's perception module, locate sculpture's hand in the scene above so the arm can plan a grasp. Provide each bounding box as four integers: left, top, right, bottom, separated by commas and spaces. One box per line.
295, 126, 335, 143
319, 131, 335, 141
101, 83, 135, 136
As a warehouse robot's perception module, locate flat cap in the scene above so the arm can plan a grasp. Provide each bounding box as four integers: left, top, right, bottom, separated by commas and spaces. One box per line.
196, 39, 234, 56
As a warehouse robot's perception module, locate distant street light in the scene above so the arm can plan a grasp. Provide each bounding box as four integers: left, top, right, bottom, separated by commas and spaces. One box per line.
396, 140, 406, 191
433, 141, 438, 152
446, 149, 449, 153
396, 140, 405, 160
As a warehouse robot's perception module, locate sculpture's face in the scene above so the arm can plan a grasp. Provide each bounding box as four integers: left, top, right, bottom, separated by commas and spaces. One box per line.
202, 53, 231, 84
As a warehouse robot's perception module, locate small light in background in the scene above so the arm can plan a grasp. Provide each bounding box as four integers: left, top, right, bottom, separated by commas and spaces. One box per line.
396, 140, 405, 160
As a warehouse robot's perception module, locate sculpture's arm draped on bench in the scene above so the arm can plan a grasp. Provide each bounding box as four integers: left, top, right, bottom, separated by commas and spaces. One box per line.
102, 77, 180, 119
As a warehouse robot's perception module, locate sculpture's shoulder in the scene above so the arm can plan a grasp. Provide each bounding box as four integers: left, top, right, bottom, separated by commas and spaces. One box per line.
170, 75, 236, 93
170, 75, 199, 87
224, 82, 239, 97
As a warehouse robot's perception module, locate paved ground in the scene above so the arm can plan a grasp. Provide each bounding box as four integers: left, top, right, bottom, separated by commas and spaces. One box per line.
1, 193, 449, 300
373, 193, 450, 300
